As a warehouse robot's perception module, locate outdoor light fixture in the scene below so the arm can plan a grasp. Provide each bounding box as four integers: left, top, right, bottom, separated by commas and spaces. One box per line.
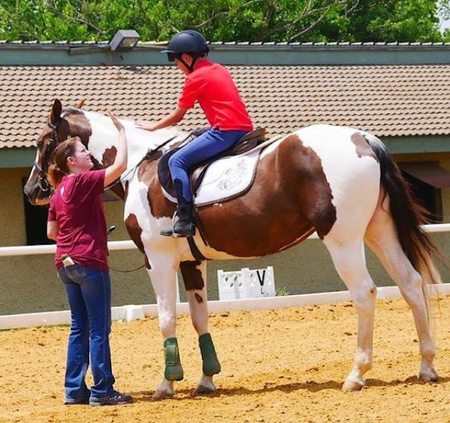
109, 30, 140, 51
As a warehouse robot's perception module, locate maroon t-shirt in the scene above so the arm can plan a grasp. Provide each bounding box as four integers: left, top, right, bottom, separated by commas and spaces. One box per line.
48, 169, 108, 271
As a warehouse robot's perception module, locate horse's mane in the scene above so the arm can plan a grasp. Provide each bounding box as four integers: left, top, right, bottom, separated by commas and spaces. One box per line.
63, 107, 84, 116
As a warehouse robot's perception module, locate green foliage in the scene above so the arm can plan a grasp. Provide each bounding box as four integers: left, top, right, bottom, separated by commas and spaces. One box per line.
275, 286, 290, 297
0, 0, 447, 42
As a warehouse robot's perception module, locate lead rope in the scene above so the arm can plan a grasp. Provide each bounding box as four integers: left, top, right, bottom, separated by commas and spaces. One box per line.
106, 226, 145, 273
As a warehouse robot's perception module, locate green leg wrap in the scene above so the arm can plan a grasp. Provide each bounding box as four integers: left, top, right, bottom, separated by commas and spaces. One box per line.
199, 333, 221, 376
164, 337, 184, 381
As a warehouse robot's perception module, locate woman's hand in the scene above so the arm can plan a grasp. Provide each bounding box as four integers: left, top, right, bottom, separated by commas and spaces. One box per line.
104, 111, 128, 187
108, 110, 124, 132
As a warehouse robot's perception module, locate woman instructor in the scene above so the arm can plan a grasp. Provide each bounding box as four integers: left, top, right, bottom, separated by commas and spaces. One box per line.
47, 111, 133, 406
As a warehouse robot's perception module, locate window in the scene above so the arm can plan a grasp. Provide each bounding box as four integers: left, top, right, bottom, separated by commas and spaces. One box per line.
22, 178, 54, 245
398, 162, 450, 224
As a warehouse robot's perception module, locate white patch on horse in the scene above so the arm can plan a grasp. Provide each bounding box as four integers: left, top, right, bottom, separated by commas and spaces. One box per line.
85, 111, 183, 175
293, 124, 380, 238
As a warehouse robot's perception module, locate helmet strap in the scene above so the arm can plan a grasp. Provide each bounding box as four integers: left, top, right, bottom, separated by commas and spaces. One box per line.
179, 54, 200, 74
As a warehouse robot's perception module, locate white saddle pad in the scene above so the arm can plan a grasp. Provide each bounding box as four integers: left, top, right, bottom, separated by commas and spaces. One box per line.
163, 149, 260, 206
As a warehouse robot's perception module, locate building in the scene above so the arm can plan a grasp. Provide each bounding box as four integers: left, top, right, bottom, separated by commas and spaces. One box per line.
1, 40, 449, 314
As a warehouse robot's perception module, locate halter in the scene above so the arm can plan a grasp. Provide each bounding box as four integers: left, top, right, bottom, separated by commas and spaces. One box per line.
33, 120, 62, 193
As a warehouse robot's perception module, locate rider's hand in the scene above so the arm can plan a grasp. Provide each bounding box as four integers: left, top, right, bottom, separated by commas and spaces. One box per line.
107, 110, 124, 132
136, 120, 157, 131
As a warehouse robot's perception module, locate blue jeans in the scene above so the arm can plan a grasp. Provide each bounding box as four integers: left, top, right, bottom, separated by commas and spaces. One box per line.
169, 128, 249, 202
57, 265, 115, 402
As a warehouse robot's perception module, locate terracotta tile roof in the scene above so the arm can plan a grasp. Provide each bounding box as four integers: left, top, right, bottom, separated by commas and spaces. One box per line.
1, 64, 450, 149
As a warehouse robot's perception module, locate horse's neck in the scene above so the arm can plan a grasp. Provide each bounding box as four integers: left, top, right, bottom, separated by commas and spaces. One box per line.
84, 111, 185, 170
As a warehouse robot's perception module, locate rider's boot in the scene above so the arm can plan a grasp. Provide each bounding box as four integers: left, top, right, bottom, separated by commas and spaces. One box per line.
161, 180, 196, 238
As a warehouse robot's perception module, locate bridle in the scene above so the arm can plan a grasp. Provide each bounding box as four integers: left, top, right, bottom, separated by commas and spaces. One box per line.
34, 110, 74, 193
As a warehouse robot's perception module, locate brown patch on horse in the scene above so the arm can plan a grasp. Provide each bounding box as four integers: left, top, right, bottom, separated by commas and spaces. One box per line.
45, 106, 92, 147
102, 146, 117, 168
351, 132, 378, 161
180, 261, 205, 293
197, 134, 337, 256
124, 213, 150, 269
65, 112, 92, 145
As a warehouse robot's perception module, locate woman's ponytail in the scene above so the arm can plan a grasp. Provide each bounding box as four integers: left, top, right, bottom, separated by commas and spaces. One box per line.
47, 136, 80, 188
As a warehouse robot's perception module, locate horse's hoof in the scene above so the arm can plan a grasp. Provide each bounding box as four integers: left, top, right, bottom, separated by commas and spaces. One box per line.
419, 367, 438, 382
192, 384, 216, 396
192, 375, 217, 396
152, 389, 175, 401
152, 379, 175, 400
342, 379, 364, 392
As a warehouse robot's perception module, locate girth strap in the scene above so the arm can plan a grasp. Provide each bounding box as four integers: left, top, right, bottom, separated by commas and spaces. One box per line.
187, 236, 207, 261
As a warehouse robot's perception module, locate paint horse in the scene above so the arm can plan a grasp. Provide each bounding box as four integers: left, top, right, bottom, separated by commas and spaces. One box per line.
24, 99, 441, 399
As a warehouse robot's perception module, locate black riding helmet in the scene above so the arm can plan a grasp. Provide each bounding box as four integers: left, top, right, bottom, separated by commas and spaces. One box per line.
161, 30, 209, 72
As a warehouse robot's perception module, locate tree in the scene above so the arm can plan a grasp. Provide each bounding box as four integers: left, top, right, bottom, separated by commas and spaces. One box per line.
0, 0, 448, 43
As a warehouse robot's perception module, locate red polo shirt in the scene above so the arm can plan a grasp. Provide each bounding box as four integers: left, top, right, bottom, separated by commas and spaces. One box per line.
178, 59, 253, 131
48, 169, 109, 271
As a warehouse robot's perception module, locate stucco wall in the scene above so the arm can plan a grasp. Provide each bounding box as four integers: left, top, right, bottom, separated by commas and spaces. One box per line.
0, 168, 449, 316
1, 168, 28, 245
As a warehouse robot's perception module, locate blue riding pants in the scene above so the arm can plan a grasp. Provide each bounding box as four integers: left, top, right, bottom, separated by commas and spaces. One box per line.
169, 128, 249, 202
57, 264, 115, 403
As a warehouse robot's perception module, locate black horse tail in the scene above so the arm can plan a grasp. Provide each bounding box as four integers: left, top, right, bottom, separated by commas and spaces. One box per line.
363, 133, 442, 286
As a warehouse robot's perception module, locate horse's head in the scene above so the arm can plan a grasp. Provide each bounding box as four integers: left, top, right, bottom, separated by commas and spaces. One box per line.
24, 99, 95, 205
24, 98, 184, 206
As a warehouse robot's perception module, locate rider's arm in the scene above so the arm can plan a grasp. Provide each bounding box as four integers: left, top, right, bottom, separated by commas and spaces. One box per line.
47, 220, 58, 241
136, 106, 188, 131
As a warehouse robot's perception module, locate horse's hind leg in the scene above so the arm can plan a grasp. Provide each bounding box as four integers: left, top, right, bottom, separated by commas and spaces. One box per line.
365, 204, 437, 382
180, 260, 221, 396
324, 240, 377, 391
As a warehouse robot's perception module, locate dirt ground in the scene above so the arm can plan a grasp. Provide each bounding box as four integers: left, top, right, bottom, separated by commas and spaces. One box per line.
2, 295, 450, 423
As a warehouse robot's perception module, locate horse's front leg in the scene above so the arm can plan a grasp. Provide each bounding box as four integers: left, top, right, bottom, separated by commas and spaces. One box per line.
149, 264, 184, 400
180, 260, 221, 395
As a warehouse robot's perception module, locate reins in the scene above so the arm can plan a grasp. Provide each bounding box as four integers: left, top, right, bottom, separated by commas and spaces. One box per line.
103, 132, 193, 193
109, 264, 146, 273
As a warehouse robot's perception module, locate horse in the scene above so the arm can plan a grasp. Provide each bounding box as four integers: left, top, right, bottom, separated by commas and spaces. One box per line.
24, 99, 442, 399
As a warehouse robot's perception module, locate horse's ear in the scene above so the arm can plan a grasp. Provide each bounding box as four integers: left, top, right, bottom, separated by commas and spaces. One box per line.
76, 98, 86, 109
50, 99, 62, 123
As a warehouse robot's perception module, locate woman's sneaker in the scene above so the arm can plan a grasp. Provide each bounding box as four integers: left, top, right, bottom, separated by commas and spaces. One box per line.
89, 391, 133, 406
